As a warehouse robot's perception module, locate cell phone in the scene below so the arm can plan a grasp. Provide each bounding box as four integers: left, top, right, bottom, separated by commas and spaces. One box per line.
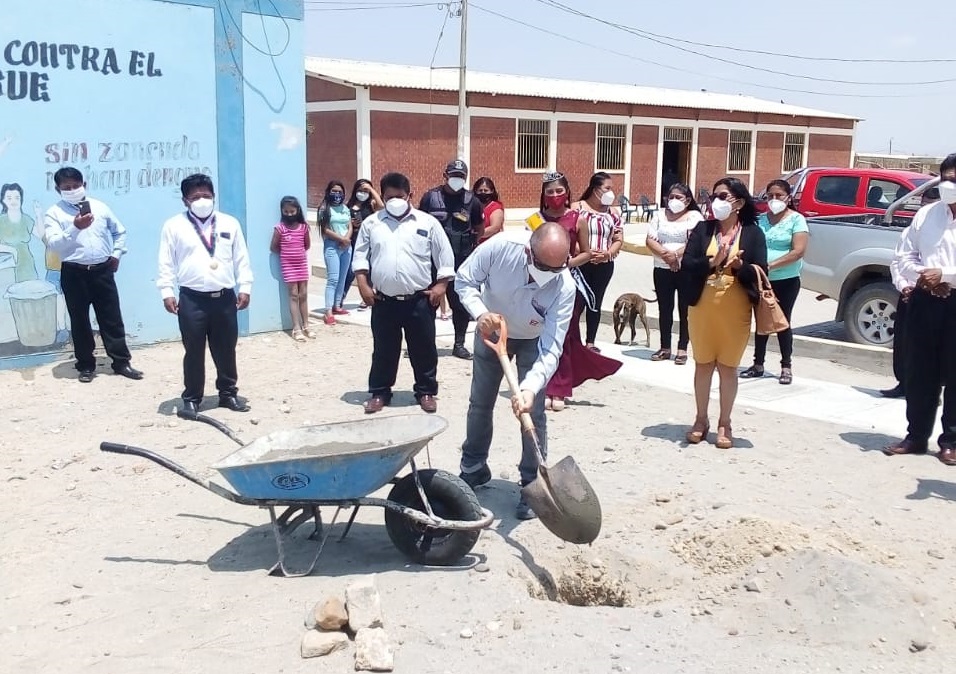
78, 200, 92, 217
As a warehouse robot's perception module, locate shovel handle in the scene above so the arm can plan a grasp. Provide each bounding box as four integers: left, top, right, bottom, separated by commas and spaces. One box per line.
482, 317, 545, 464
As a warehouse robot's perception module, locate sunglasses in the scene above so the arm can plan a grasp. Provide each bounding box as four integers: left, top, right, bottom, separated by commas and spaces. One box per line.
531, 249, 568, 273
709, 192, 734, 201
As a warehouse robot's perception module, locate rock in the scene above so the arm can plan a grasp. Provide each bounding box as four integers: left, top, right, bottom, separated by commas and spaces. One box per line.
604, 446, 615, 452
474, 563, 490, 573
314, 597, 349, 631
927, 549, 945, 560
653, 610, 663, 618
346, 578, 384, 630
744, 579, 763, 593
756, 566, 768, 574
460, 627, 474, 639
759, 545, 774, 557
655, 494, 671, 503
279, 405, 292, 414
138, 421, 154, 428
354, 628, 394, 672
512, 618, 522, 631
654, 522, 668, 530
665, 514, 684, 526
728, 628, 739, 636
174, 444, 187, 450
712, 502, 726, 510
486, 621, 501, 632
910, 639, 929, 653
301, 630, 348, 658
693, 512, 706, 521
250, 418, 260, 425
166, 421, 178, 428
498, 470, 511, 480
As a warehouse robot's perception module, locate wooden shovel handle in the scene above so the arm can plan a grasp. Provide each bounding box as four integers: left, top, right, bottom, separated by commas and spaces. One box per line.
482, 318, 539, 439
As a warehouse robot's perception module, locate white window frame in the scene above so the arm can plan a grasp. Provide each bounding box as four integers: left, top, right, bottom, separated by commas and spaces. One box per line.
782, 132, 806, 172
594, 122, 627, 172
727, 129, 753, 173
514, 118, 551, 173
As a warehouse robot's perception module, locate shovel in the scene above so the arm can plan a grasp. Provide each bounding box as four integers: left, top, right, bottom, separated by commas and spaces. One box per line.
483, 318, 603, 544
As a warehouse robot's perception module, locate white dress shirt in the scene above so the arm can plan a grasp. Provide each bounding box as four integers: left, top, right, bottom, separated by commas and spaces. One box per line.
351, 207, 455, 296
891, 201, 956, 292
44, 198, 127, 264
156, 211, 254, 299
455, 229, 576, 394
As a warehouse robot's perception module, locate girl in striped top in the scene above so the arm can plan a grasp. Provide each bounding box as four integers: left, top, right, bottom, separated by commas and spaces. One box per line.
573, 172, 624, 350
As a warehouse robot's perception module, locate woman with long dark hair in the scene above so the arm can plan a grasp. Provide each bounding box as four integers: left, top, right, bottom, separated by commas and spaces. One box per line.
572, 172, 623, 351
342, 179, 384, 311
537, 171, 621, 411
474, 176, 505, 244
318, 180, 352, 325
681, 177, 767, 448
645, 182, 704, 364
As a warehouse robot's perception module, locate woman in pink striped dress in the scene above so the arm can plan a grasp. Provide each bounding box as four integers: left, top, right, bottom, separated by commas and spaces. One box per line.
269, 196, 313, 341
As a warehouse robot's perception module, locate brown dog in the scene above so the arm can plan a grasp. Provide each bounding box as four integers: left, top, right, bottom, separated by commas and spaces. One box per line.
612, 293, 657, 346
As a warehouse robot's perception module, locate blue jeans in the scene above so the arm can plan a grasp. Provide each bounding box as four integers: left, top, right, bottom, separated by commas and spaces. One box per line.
460, 331, 548, 485
324, 241, 352, 311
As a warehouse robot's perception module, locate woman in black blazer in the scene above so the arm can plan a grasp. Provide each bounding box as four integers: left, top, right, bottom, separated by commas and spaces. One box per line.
680, 177, 768, 449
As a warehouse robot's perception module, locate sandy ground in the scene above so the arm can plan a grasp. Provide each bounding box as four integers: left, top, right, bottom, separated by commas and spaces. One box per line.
3, 319, 956, 674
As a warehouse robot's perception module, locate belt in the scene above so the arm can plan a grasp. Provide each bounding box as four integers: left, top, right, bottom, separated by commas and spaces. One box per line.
62, 260, 110, 271
181, 286, 231, 298
375, 290, 426, 301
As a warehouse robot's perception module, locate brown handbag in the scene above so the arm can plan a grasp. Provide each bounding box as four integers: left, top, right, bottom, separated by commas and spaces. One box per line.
751, 265, 790, 335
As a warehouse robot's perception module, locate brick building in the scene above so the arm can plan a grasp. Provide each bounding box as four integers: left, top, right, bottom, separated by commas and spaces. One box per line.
304, 57, 857, 214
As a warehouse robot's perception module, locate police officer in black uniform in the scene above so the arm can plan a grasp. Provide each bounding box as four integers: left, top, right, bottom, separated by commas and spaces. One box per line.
418, 159, 485, 359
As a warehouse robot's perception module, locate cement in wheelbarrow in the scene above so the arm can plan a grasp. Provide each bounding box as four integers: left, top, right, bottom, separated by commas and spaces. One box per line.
211, 414, 448, 501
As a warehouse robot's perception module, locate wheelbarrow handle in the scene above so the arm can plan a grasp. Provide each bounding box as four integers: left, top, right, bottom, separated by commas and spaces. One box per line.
482, 317, 545, 464
100, 441, 252, 504
191, 413, 245, 446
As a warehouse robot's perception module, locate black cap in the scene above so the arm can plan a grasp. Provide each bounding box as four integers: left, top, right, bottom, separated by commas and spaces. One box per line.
445, 159, 468, 177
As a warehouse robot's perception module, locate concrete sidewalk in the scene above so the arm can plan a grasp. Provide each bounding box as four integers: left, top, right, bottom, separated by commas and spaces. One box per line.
306, 290, 934, 442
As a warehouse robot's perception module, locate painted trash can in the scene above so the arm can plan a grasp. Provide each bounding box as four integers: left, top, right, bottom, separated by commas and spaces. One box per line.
4, 279, 58, 347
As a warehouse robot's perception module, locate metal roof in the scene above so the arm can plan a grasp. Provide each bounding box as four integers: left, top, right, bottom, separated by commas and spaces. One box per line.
304, 57, 858, 122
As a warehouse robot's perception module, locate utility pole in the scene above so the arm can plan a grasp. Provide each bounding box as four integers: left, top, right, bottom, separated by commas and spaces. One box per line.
456, 0, 468, 160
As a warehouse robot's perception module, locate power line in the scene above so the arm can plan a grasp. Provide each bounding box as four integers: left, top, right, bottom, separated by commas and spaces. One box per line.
469, 3, 952, 99
303, 1, 445, 10
533, 0, 956, 86
429, 4, 452, 67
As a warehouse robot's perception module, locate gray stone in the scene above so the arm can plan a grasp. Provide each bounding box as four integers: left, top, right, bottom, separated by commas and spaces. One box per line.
744, 579, 763, 593
300, 630, 348, 658
910, 639, 929, 653
474, 562, 490, 573
346, 578, 384, 630
354, 628, 394, 672
314, 597, 349, 631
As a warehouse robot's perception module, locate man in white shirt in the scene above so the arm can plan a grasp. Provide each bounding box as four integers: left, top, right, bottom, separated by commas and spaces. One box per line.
43, 166, 142, 383
352, 172, 455, 414
454, 223, 575, 519
886, 154, 956, 464
157, 174, 254, 418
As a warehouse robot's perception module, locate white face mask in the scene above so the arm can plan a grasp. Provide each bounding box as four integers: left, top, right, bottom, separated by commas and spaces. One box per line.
528, 263, 561, 287
667, 198, 687, 215
447, 177, 466, 192
385, 197, 409, 218
600, 191, 616, 206
938, 181, 956, 205
767, 198, 788, 215
60, 186, 86, 205
189, 197, 215, 220
710, 198, 733, 221
355, 191, 370, 202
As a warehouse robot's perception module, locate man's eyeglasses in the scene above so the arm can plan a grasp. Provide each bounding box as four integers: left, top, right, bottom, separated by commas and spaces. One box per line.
531, 250, 568, 273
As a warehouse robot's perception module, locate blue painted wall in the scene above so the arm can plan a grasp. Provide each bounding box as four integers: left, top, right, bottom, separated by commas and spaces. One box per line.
0, 0, 305, 368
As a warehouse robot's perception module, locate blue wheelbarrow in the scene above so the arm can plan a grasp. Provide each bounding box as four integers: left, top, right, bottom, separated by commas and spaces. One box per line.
100, 413, 494, 577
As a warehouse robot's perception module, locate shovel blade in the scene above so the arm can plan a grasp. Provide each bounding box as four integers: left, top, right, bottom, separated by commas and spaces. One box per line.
521, 456, 602, 545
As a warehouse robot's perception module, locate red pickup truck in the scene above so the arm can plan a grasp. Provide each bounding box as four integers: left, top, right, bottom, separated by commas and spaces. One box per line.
757, 167, 931, 219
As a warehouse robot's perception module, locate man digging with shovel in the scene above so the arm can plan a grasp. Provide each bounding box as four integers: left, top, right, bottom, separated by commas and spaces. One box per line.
455, 222, 576, 519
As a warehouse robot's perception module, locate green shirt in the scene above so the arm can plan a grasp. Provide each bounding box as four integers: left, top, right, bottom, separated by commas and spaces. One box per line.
758, 211, 808, 281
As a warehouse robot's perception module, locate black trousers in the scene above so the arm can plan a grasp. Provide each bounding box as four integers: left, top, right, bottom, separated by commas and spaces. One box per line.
178, 287, 239, 403
60, 261, 132, 372
580, 261, 615, 344
892, 292, 908, 385
904, 289, 956, 446
446, 279, 470, 347
369, 293, 438, 398
652, 266, 689, 351
753, 276, 801, 368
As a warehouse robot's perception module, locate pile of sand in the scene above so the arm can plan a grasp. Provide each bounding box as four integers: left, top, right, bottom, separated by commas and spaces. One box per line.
670, 516, 812, 575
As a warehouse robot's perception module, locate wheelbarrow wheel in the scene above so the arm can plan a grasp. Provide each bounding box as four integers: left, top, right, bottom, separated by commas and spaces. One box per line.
385, 469, 483, 566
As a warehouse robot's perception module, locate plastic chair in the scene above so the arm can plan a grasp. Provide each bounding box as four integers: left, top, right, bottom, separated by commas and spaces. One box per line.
619, 195, 640, 224
639, 195, 659, 222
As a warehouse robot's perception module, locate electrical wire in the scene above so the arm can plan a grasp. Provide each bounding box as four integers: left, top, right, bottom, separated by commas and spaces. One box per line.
304, 2, 445, 11
469, 3, 953, 99
533, 0, 956, 86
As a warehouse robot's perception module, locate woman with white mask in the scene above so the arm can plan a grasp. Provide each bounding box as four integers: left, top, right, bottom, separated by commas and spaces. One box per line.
739, 179, 809, 385
645, 183, 704, 365
572, 172, 625, 351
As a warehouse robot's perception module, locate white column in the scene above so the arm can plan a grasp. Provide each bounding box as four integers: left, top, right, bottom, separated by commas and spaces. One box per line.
748, 125, 758, 189
623, 120, 633, 198
548, 114, 558, 172
802, 128, 810, 168
689, 125, 699, 192
654, 125, 664, 204
356, 86, 372, 178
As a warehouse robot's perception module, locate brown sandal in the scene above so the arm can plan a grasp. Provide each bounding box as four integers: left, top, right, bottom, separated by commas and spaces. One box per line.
651, 349, 672, 362
686, 419, 709, 444
674, 352, 688, 365
715, 421, 733, 449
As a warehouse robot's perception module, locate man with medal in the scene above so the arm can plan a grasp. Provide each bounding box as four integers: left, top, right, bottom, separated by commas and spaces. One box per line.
157, 174, 254, 419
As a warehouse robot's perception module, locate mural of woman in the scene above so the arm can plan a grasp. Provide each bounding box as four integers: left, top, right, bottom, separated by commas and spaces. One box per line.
0, 183, 40, 282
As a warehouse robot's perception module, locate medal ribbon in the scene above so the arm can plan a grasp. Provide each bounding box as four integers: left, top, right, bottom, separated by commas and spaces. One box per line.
186, 211, 217, 258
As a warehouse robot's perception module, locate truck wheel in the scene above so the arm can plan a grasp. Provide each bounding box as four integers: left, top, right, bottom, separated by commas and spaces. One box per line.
384, 470, 483, 566
844, 282, 898, 346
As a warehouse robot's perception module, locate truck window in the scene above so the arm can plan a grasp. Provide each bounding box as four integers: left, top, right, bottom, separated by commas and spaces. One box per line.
866, 178, 907, 210
814, 175, 860, 206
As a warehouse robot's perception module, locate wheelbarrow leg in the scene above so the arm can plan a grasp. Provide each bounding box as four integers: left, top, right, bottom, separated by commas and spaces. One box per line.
266, 506, 340, 578
308, 506, 323, 541
339, 505, 360, 542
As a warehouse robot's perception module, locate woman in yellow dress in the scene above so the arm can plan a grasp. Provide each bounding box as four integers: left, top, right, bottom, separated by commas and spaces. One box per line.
681, 178, 768, 449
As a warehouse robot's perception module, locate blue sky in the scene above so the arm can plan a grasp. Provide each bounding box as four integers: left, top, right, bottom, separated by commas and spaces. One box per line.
303, 0, 954, 157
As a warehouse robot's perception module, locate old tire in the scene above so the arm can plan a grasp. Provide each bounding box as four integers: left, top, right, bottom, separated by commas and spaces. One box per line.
844, 281, 898, 346
384, 469, 483, 566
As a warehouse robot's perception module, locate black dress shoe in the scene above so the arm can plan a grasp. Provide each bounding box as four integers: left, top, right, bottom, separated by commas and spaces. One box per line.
452, 345, 472, 360
78, 370, 95, 383
113, 364, 144, 380
178, 401, 199, 419
880, 384, 905, 398
219, 396, 250, 412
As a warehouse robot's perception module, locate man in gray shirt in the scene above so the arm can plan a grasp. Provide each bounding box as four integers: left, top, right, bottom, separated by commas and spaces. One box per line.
454, 222, 575, 519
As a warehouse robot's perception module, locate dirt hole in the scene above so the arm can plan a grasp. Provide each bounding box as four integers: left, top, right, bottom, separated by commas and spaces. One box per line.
528, 555, 634, 608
